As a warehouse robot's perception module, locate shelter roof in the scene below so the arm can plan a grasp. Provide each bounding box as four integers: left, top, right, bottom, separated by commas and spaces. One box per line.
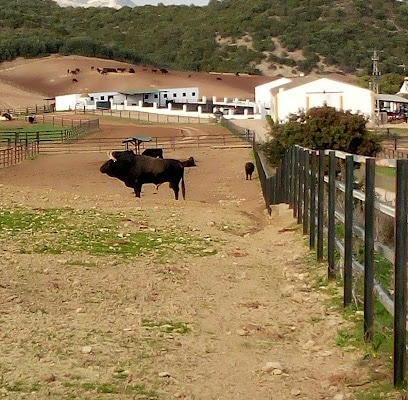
119, 89, 160, 95
376, 94, 408, 104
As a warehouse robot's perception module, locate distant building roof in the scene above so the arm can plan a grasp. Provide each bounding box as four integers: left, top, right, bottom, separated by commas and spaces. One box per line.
376, 94, 408, 103
119, 89, 160, 95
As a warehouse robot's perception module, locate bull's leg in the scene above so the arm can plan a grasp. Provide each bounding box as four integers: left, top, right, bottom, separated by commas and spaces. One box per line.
169, 181, 179, 200
134, 184, 142, 198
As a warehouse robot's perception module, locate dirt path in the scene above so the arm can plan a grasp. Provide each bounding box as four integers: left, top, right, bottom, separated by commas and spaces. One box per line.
0, 120, 373, 399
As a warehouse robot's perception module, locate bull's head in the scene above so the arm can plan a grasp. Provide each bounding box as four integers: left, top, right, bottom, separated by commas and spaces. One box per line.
100, 150, 135, 176
107, 151, 117, 161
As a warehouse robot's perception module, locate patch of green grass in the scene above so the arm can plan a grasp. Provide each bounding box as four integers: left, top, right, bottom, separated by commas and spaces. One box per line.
0, 206, 217, 258
63, 380, 159, 398
3, 381, 41, 393
375, 165, 396, 178
142, 320, 192, 334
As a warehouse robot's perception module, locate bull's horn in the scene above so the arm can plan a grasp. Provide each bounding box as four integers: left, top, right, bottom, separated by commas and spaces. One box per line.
107, 151, 117, 161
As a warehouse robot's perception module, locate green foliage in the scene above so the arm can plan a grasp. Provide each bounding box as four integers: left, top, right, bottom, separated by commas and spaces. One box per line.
260, 105, 383, 165
0, 0, 407, 76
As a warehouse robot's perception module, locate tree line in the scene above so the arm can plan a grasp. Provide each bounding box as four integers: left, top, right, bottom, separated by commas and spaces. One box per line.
0, 0, 407, 92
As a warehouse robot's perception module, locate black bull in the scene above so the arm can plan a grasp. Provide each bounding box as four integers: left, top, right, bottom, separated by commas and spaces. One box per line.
100, 151, 186, 200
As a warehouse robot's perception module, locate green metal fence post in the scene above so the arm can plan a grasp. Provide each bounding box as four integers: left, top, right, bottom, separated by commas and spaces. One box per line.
344, 155, 354, 307
317, 150, 324, 261
297, 148, 304, 225
309, 151, 316, 250
364, 157, 375, 343
303, 150, 310, 236
393, 158, 408, 387
328, 151, 336, 279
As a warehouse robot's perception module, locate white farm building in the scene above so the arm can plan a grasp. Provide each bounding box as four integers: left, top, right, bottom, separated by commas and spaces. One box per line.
255, 75, 375, 123
55, 87, 200, 111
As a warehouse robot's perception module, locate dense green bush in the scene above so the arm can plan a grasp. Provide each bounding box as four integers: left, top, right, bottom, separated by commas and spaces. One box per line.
260, 105, 383, 166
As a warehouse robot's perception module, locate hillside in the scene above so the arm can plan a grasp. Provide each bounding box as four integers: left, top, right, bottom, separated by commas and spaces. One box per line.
0, 55, 274, 110
0, 0, 407, 79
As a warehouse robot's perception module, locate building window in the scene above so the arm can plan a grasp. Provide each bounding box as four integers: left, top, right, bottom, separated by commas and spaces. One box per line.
164, 94, 168, 98
183, 93, 186, 97
90, 97, 94, 101
173, 93, 177, 98
144, 94, 148, 100
100, 96, 105, 100
154, 94, 158, 99
192, 92, 196, 96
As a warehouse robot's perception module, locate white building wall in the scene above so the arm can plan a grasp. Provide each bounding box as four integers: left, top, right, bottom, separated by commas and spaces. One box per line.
397, 77, 408, 95
275, 78, 373, 122
55, 94, 81, 111
255, 77, 291, 110
160, 87, 199, 106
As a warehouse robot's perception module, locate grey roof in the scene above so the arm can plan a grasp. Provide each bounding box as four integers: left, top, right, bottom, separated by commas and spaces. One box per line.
376, 93, 408, 103
119, 89, 160, 95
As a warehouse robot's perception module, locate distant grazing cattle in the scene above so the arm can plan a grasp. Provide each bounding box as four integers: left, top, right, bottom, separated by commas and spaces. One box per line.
151, 68, 158, 73
142, 148, 164, 159
72, 78, 78, 83
181, 156, 196, 167
129, 67, 135, 73
100, 151, 186, 200
216, 77, 222, 80
245, 162, 255, 180
97, 67, 117, 74
28, 116, 36, 124
160, 68, 168, 74
0, 112, 13, 121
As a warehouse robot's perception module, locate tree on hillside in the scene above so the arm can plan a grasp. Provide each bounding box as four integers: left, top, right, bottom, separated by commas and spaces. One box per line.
260, 105, 383, 166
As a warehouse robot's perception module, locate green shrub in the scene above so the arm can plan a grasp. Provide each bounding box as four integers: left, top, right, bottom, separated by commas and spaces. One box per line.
260, 105, 383, 166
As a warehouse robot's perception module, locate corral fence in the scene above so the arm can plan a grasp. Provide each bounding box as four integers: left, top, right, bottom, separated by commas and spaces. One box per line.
76, 108, 218, 125
0, 117, 99, 167
0, 116, 254, 165
255, 144, 407, 387
0, 104, 54, 117
0, 141, 39, 168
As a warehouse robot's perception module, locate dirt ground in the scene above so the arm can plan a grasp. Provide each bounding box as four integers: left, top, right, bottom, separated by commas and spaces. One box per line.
0, 57, 397, 399
0, 116, 382, 400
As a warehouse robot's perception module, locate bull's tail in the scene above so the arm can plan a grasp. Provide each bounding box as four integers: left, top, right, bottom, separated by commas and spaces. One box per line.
181, 171, 186, 200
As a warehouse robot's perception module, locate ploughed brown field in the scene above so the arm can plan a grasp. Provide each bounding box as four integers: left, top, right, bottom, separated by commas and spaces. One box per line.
0, 55, 275, 110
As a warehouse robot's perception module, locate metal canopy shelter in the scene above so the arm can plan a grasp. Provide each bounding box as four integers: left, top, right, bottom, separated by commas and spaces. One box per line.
122, 136, 152, 154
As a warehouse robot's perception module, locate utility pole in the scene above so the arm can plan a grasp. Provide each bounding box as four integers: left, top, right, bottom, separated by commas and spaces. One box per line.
371, 50, 381, 125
